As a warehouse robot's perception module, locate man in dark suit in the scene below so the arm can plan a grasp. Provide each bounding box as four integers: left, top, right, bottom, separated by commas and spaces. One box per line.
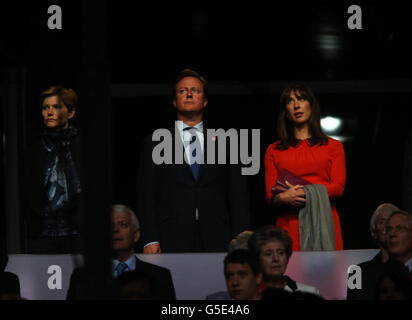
138, 69, 250, 253
67, 204, 176, 300
386, 210, 412, 274
346, 203, 399, 300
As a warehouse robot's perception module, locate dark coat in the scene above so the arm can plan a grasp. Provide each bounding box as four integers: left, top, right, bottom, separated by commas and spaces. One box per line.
346, 252, 385, 300
20, 134, 84, 238
66, 257, 176, 300
0, 272, 21, 297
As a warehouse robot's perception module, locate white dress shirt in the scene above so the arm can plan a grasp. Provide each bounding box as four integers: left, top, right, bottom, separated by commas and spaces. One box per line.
112, 254, 136, 278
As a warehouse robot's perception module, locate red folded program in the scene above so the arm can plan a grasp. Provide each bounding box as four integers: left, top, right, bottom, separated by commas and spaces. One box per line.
271, 169, 311, 194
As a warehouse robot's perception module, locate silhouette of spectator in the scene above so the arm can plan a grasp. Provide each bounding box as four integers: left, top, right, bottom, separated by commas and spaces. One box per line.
228, 230, 253, 253
375, 259, 412, 300
0, 240, 20, 299
347, 203, 399, 300
115, 271, 154, 300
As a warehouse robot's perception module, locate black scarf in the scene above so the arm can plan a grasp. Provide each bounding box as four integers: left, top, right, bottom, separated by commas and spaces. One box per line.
41, 126, 81, 237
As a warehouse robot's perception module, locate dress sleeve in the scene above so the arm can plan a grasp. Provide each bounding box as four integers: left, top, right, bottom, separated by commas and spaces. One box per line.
264, 144, 279, 202
324, 140, 346, 199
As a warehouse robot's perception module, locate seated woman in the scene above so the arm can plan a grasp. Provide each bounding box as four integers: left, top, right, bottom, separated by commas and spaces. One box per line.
248, 225, 320, 295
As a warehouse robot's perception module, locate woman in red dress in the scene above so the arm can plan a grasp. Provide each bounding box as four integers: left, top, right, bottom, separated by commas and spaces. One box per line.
264, 84, 346, 251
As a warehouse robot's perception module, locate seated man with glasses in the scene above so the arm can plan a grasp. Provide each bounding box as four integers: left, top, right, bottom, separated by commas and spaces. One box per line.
385, 210, 412, 274
347, 203, 399, 300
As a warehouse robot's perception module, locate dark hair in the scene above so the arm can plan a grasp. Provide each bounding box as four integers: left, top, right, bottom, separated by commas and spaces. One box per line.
276, 83, 328, 150
248, 225, 293, 260
173, 69, 208, 99
375, 259, 412, 300
387, 210, 412, 230
224, 249, 260, 276
40, 86, 78, 112
116, 271, 154, 300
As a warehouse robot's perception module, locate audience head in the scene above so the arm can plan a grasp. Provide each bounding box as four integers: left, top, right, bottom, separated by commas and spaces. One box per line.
111, 204, 140, 260
385, 210, 412, 263
223, 249, 262, 300
40, 86, 78, 129
173, 69, 208, 120
370, 203, 399, 248
115, 271, 154, 300
248, 225, 293, 280
277, 83, 327, 148
376, 259, 412, 300
228, 230, 254, 253
173, 68, 208, 99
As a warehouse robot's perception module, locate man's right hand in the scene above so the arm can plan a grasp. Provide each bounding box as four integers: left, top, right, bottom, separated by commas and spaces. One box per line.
143, 243, 161, 254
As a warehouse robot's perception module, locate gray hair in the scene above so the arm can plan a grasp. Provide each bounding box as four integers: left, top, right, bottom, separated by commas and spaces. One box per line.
370, 203, 399, 233
111, 204, 140, 231
387, 209, 412, 230
248, 225, 293, 261
228, 230, 254, 253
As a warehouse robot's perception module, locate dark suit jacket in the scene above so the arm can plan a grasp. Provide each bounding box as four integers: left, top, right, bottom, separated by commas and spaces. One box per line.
66, 256, 176, 300
346, 252, 385, 300
403, 128, 412, 213
20, 134, 84, 238
0, 272, 21, 297
137, 125, 250, 252
133, 257, 176, 300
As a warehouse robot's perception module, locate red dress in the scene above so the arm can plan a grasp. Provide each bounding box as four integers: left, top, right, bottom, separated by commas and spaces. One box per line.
264, 138, 346, 251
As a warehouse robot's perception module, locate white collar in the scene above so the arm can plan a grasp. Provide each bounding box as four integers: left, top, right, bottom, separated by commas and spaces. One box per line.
176, 120, 203, 133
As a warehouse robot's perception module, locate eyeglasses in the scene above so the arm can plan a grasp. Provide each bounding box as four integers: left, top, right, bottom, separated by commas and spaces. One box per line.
384, 225, 411, 234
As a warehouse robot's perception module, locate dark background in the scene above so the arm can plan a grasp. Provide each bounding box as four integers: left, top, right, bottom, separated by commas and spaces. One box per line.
1, 1, 412, 252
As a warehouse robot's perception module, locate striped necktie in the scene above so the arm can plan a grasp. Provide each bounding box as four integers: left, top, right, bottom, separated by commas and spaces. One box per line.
116, 262, 128, 277
184, 127, 200, 180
